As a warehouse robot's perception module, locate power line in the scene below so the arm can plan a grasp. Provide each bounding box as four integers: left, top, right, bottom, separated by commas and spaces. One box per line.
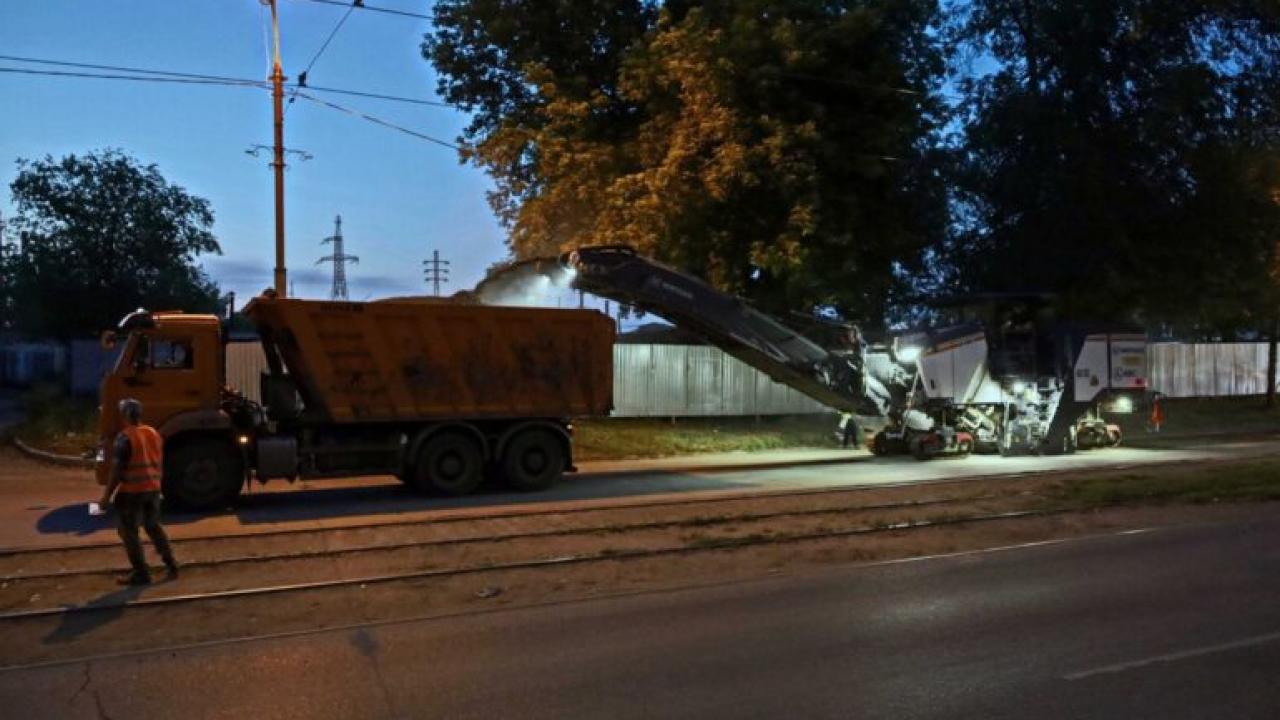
292, 0, 432, 21
0, 54, 262, 87
0, 54, 452, 107
0, 66, 266, 88
293, 91, 460, 150
302, 83, 451, 107
300, 1, 357, 81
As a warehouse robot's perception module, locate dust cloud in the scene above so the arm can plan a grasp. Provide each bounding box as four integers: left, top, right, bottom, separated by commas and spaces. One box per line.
471, 258, 578, 307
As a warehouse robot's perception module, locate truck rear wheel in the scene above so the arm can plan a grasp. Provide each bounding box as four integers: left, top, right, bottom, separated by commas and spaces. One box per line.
502, 428, 565, 492
164, 438, 243, 511
413, 433, 484, 496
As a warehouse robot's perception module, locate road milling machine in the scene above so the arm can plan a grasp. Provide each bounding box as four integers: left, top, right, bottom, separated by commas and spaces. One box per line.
546, 246, 1147, 458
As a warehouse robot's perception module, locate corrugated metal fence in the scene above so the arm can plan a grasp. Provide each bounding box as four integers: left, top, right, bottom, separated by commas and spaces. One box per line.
136, 341, 1280, 408
1147, 343, 1277, 398
224, 342, 827, 417
40, 340, 1280, 409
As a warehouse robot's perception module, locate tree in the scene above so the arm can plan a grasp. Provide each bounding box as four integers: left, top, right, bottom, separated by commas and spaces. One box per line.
946, 1, 1280, 335
425, 0, 948, 327
6, 150, 223, 338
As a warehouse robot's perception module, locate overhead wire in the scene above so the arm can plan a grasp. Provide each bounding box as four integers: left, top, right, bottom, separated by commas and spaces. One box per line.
0, 54, 452, 107
0, 54, 264, 87
292, 91, 460, 150
291, 0, 432, 21
0, 66, 266, 89
286, 0, 357, 113
299, 1, 357, 81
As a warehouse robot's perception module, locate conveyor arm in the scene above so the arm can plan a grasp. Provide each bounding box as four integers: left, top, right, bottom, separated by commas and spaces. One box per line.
561, 246, 882, 415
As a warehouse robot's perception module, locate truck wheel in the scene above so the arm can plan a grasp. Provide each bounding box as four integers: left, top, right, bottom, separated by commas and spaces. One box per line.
910, 437, 930, 461
413, 433, 483, 496
958, 439, 973, 457
871, 431, 890, 456
502, 428, 565, 492
164, 439, 243, 511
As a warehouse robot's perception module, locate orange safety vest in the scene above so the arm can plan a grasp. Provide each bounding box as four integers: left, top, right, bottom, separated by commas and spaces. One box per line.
119, 425, 163, 493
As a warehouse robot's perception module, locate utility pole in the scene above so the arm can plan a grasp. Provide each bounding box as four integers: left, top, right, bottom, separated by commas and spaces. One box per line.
267, 0, 288, 297
423, 250, 450, 297
317, 215, 359, 300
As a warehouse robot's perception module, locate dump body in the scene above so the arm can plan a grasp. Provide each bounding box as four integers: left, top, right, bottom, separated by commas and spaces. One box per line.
244, 297, 615, 423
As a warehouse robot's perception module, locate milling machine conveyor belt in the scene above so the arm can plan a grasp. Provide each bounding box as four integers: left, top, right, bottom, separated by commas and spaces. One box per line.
561, 246, 877, 415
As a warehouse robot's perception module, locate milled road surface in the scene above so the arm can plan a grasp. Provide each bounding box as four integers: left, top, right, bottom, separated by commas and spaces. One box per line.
5, 435, 1280, 550
3, 508, 1278, 719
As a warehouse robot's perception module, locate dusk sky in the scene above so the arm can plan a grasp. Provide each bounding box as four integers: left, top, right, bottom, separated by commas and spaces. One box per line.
0, 0, 528, 304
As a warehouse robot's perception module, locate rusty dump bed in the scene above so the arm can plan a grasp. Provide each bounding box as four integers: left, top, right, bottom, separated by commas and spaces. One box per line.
244, 297, 615, 423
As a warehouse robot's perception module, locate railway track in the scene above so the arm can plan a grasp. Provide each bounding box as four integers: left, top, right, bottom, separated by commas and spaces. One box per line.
0, 487, 1057, 621
1, 452, 1171, 565
4, 450, 1271, 629
1, 491, 1011, 583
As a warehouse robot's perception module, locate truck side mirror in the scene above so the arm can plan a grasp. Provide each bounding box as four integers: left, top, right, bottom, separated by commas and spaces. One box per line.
131, 336, 150, 374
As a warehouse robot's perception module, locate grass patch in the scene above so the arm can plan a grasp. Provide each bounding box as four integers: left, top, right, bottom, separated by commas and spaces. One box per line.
573, 414, 837, 461
1115, 396, 1280, 446
11, 384, 97, 456
1047, 461, 1280, 508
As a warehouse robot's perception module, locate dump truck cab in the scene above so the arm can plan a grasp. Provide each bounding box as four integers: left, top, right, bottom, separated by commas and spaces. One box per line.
96, 309, 230, 489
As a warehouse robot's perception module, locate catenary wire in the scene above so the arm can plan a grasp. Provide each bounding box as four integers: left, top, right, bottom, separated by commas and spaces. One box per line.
0, 66, 267, 88
0, 54, 453, 107
293, 91, 460, 150
291, 0, 433, 21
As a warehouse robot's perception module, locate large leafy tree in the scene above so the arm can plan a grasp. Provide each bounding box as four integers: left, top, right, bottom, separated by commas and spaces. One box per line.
6, 150, 223, 339
947, 0, 1280, 335
426, 0, 948, 326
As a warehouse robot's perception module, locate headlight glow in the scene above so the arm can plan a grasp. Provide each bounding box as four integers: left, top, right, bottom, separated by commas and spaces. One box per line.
896, 346, 922, 363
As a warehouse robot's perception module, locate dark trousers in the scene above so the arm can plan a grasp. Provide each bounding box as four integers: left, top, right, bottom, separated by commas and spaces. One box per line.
115, 491, 176, 575
841, 422, 861, 448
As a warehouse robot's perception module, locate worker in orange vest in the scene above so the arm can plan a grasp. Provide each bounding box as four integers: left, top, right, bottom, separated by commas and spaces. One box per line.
99, 398, 179, 585
1150, 393, 1165, 433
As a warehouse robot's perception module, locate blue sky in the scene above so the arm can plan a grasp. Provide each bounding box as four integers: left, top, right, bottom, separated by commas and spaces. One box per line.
0, 0, 521, 303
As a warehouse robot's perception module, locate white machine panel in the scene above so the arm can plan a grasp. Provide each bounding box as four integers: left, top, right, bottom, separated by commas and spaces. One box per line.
919, 333, 988, 402
1074, 333, 1148, 402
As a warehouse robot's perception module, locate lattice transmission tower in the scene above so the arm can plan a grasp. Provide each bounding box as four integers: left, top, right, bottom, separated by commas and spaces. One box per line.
317, 214, 359, 300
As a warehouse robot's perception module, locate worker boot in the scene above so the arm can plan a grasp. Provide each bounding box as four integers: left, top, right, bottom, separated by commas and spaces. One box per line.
164, 560, 180, 580
118, 571, 151, 586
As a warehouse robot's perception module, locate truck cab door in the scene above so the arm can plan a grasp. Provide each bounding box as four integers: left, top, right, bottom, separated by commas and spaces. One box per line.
116, 332, 211, 429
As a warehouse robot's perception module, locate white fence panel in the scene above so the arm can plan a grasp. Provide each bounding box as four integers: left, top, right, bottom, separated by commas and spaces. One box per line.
1147, 342, 1279, 398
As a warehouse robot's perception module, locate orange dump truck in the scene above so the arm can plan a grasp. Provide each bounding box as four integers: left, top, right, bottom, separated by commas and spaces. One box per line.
95, 296, 615, 510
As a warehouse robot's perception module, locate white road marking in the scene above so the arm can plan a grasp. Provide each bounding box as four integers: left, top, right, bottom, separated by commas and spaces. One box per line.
1064, 630, 1280, 680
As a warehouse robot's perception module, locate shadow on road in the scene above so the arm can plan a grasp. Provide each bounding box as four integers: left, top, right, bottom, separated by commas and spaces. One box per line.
32, 467, 763, 536
35, 505, 117, 536
226, 471, 760, 526
42, 585, 147, 645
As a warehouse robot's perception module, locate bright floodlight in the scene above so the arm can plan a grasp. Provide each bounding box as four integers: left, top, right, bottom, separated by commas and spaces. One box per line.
1111, 395, 1134, 413
1012, 381, 1026, 395
896, 346, 921, 363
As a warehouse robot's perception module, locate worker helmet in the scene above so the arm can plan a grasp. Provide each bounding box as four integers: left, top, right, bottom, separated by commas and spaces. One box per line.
118, 398, 143, 424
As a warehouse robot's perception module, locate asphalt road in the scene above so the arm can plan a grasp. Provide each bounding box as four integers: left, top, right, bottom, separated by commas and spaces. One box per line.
9, 435, 1280, 549
3, 507, 1278, 719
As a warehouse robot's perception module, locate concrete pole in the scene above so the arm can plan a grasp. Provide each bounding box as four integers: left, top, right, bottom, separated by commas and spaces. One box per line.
269, 0, 288, 297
